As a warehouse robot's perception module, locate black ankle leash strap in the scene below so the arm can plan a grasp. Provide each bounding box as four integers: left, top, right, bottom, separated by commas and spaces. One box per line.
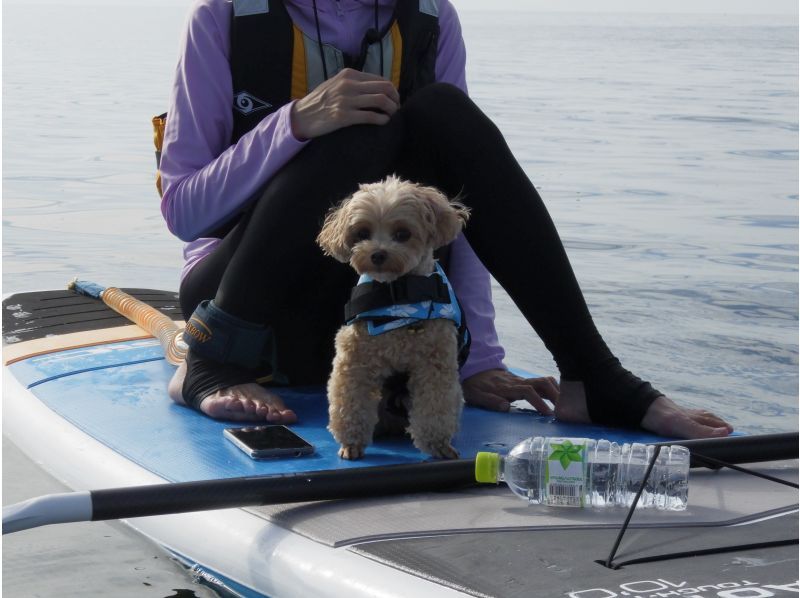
601, 446, 799, 570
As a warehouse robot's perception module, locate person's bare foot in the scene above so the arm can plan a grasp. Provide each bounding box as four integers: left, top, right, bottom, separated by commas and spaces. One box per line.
555, 380, 733, 439
168, 361, 297, 423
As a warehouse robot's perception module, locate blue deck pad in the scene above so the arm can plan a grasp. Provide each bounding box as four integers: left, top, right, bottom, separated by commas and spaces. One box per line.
11, 340, 668, 483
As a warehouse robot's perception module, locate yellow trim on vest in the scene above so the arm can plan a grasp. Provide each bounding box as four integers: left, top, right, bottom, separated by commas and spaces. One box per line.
152, 114, 166, 150
152, 114, 167, 197
291, 25, 308, 100
390, 22, 402, 88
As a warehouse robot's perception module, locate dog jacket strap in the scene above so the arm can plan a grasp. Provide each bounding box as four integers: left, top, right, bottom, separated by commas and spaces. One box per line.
183, 300, 273, 369
455, 306, 471, 367
344, 273, 451, 322
344, 264, 471, 367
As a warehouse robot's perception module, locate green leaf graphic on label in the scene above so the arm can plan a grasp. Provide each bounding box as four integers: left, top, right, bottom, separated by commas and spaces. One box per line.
548, 441, 584, 471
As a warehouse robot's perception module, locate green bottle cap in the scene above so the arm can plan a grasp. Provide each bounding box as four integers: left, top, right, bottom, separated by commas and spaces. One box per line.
475, 451, 500, 483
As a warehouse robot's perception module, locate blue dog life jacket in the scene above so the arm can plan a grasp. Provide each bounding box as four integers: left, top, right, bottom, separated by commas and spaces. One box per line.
344, 263, 471, 366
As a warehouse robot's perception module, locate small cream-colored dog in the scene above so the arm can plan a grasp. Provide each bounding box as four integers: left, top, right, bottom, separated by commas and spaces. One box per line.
317, 175, 470, 460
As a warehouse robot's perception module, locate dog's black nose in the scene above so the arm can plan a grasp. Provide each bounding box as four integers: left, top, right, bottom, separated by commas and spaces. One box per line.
371, 251, 387, 266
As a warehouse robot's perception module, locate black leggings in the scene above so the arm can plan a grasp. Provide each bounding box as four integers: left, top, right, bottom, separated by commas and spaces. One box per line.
180, 83, 661, 426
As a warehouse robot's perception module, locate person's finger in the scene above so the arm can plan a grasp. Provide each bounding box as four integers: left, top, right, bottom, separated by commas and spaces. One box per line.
351, 93, 399, 116
336, 67, 388, 82
332, 70, 397, 101
328, 74, 399, 107
352, 80, 401, 105
506, 384, 553, 415
464, 389, 511, 412
338, 68, 399, 97
339, 107, 392, 127
527, 377, 560, 402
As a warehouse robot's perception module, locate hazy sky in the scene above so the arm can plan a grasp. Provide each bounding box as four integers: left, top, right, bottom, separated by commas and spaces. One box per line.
3, 0, 799, 13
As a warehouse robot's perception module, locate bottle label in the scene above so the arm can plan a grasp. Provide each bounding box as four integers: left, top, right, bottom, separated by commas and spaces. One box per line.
545, 437, 587, 507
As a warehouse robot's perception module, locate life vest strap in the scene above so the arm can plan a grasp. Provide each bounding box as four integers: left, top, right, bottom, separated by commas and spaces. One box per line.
344, 273, 451, 323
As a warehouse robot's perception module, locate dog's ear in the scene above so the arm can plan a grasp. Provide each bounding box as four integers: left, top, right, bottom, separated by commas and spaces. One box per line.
415, 185, 470, 248
317, 199, 352, 263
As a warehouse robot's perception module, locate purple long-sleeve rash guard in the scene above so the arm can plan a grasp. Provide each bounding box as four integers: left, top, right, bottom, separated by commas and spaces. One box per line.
160, 0, 506, 380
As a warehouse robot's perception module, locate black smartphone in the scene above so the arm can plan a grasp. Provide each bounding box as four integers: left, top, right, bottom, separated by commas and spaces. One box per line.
223, 425, 315, 459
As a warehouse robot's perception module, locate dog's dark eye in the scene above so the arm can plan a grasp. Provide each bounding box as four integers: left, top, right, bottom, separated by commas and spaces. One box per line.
355, 228, 371, 241
393, 229, 411, 243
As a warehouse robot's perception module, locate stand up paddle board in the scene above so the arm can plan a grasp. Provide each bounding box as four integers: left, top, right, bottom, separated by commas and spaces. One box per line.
3, 289, 797, 597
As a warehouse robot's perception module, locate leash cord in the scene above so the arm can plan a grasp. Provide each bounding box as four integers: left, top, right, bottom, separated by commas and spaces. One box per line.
602, 447, 798, 569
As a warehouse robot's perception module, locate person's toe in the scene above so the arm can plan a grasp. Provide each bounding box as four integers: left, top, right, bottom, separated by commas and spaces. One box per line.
266, 406, 283, 422
192, 385, 296, 423
674, 413, 731, 439
243, 398, 261, 414
688, 409, 733, 433
279, 409, 298, 424
233, 397, 247, 412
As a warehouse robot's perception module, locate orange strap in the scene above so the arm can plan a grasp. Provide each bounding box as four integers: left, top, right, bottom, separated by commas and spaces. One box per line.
152, 113, 167, 197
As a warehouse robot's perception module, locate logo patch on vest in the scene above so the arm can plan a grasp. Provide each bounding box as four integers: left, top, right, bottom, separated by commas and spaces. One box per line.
233, 91, 273, 115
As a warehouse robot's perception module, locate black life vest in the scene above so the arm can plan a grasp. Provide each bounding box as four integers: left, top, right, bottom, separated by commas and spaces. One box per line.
203, 0, 439, 239
154, 2, 440, 220
229, 0, 440, 143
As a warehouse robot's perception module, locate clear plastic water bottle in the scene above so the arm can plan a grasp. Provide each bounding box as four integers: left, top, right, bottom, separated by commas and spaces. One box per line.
475, 437, 689, 510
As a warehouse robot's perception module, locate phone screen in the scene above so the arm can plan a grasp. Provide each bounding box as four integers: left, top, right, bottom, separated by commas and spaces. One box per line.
224, 425, 314, 458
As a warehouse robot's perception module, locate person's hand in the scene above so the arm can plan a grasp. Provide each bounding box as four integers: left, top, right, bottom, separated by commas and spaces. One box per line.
290, 68, 400, 140
462, 369, 559, 415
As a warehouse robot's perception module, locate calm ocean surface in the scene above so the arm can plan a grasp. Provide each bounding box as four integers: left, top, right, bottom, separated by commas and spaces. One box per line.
2, 3, 798, 595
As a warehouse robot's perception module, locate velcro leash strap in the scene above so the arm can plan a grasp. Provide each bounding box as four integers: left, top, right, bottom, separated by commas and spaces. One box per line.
183, 300, 271, 369
344, 274, 451, 322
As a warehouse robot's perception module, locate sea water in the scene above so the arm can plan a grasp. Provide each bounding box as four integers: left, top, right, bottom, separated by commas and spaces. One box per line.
2, 3, 797, 596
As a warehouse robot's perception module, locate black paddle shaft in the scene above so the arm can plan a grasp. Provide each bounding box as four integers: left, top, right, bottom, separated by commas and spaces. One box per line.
90, 459, 477, 521
656, 432, 798, 468
90, 433, 798, 522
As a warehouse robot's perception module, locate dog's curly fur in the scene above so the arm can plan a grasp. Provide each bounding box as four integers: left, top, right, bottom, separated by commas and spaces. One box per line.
317, 176, 470, 459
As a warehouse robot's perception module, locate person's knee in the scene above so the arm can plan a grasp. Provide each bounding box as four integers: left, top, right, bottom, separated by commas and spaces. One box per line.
262, 121, 399, 209
402, 83, 492, 142
412, 82, 469, 105
405, 83, 471, 119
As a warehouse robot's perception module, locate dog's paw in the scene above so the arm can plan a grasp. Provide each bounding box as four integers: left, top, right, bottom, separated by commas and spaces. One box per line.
338, 445, 365, 460
428, 443, 459, 460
